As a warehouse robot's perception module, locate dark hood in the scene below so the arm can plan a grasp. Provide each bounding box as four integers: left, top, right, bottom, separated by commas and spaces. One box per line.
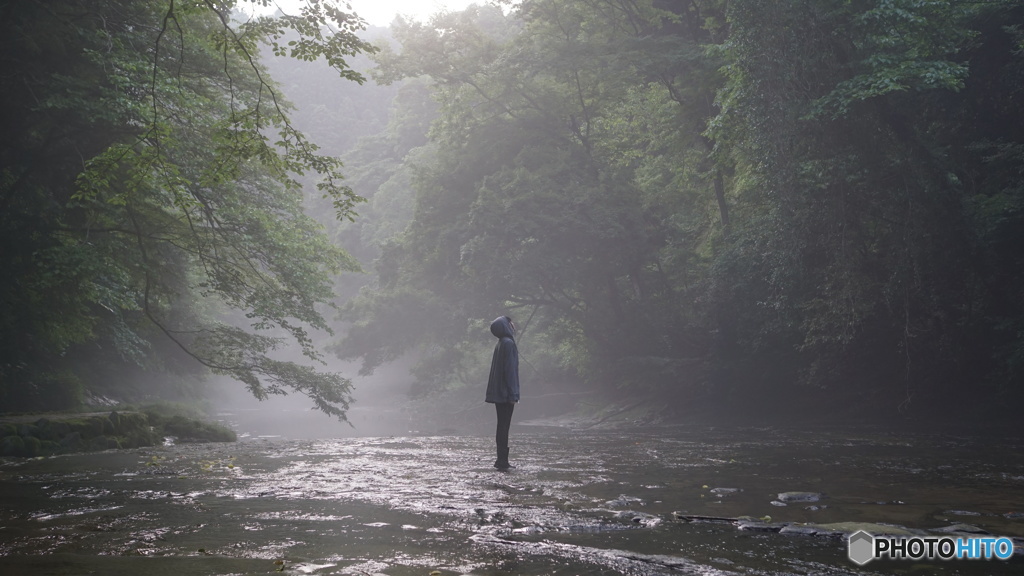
490, 316, 514, 340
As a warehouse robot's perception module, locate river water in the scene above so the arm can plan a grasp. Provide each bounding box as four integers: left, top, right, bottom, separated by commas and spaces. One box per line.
1, 424, 1022, 575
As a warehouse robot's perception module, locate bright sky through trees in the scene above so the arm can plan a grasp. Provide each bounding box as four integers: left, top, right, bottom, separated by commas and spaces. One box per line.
350, 0, 480, 25
253, 0, 482, 26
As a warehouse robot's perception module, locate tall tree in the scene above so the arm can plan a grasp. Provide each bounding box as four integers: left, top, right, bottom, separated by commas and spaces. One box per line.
333, 0, 1024, 418
709, 0, 1000, 408
0, 0, 374, 418
338, 1, 714, 399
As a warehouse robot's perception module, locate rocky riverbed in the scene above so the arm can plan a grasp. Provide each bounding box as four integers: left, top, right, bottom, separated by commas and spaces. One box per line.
1, 425, 1022, 575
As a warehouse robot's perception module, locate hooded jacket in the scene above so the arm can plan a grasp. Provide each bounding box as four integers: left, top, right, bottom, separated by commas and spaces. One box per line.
485, 316, 520, 404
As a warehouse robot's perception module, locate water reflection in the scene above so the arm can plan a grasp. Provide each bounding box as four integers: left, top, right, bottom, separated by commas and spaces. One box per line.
0, 427, 1022, 575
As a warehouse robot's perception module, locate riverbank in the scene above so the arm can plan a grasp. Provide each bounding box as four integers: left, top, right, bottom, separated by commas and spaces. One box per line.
0, 408, 236, 457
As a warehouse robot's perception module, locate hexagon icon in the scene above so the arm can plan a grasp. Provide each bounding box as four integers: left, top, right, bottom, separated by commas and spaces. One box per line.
848, 530, 874, 565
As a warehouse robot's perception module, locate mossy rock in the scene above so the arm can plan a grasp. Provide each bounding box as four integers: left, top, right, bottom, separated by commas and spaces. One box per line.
111, 411, 149, 435
87, 435, 120, 451
22, 436, 42, 457
1, 435, 25, 456
159, 414, 191, 435
51, 421, 72, 437
68, 417, 106, 439
33, 419, 62, 442
119, 428, 159, 449
40, 440, 62, 455
159, 414, 236, 443
0, 408, 229, 456
59, 431, 84, 450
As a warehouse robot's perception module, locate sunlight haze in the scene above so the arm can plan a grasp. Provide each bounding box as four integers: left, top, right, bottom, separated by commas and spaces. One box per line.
257, 0, 482, 26
349, 0, 481, 26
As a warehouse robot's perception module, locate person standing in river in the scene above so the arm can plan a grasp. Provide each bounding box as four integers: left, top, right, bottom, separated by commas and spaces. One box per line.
485, 315, 519, 470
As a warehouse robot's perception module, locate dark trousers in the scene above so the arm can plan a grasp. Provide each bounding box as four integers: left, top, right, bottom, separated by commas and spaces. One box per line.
495, 402, 515, 450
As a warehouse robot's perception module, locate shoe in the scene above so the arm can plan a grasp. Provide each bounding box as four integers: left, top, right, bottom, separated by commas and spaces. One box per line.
494, 447, 513, 470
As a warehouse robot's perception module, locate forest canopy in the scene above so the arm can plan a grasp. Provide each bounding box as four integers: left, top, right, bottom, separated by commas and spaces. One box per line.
0, 0, 373, 417
3, 0, 1024, 422
336, 0, 1024, 419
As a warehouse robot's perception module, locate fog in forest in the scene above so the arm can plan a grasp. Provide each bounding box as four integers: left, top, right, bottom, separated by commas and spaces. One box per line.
4, 0, 1024, 434
4, 3, 1024, 574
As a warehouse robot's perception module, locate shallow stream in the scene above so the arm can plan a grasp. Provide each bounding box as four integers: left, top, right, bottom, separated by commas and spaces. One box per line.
1, 425, 1022, 575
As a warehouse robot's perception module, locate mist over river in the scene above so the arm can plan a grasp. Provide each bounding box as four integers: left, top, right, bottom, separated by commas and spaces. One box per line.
1, 424, 1022, 575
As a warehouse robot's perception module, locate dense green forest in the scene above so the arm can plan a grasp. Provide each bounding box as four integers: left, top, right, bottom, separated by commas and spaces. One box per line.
0, 0, 373, 417
3, 0, 1024, 423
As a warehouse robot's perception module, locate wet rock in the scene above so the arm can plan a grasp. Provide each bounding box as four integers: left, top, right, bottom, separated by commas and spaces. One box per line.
769, 500, 787, 507
562, 523, 630, 533
807, 522, 919, 536
474, 508, 506, 523
736, 520, 784, 532
614, 511, 661, 527
672, 513, 736, 524
777, 491, 822, 503
606, 494, 643, 507
779, 524, 822, 536
945, 509, 981, 516
1004, 512, 1024, 519
709, 487, 740, 496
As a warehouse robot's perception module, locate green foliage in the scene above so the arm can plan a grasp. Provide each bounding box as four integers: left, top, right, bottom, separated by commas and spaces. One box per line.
329, 0, 1024, 418
149, 413, 237, 443
7, 0, 1024, 420
0, 410, 233, 457
0, 1, 374, 419
810, 0, 975, 119
336, 0, 709, 396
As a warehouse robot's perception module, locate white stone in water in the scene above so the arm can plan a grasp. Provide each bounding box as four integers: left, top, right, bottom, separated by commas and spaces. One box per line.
777, 491, 821, 503
710, 487, 740, 495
